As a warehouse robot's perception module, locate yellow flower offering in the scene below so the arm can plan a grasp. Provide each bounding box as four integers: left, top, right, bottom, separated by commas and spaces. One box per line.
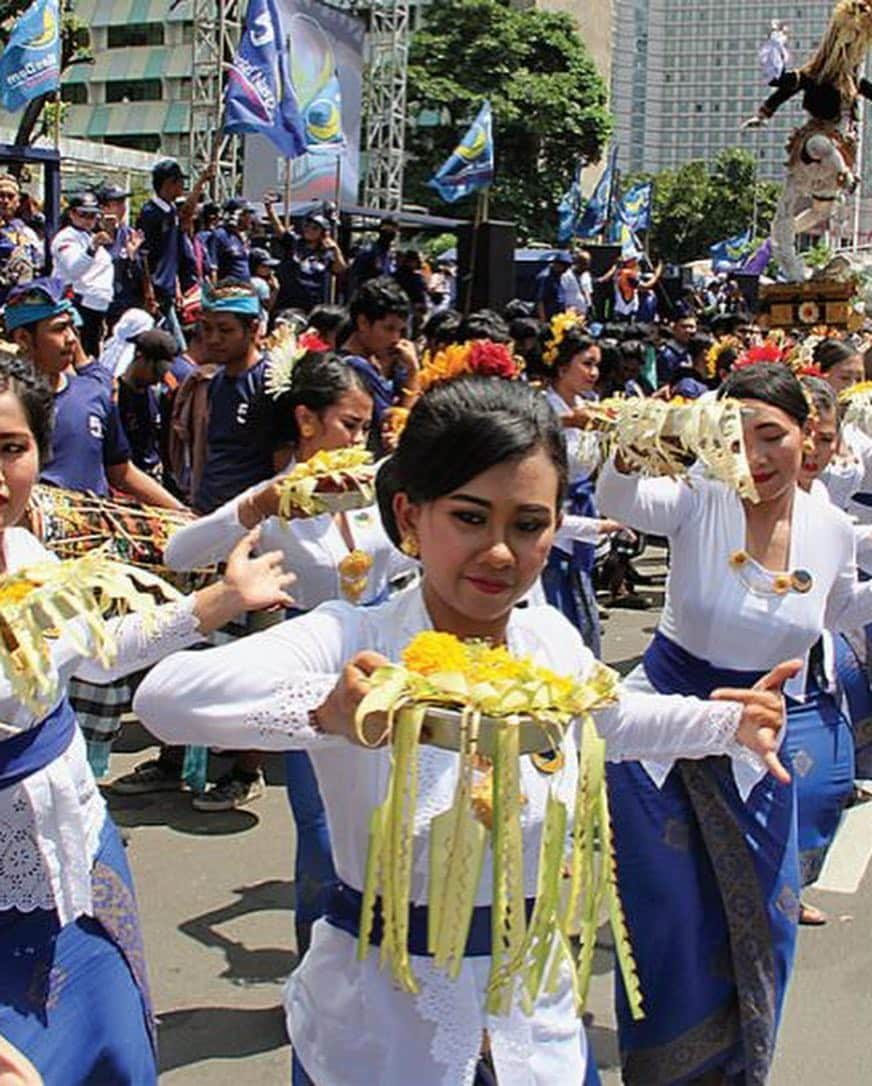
352, 631, 643, 1024
0, 553, 179, 712
275, 448, 375, 520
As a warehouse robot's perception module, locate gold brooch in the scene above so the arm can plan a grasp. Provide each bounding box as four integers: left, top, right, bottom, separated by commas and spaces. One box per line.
531, 748, 565, 775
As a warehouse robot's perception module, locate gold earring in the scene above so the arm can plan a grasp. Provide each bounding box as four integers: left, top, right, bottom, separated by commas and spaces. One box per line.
301, 424, 315, 439
400, 536, 419, 558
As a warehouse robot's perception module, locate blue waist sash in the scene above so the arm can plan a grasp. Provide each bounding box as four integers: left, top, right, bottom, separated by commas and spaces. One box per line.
643, 628, 766, 698
0, 698, 77, 790
851, 491, 872, 509
326, 880, 535, 958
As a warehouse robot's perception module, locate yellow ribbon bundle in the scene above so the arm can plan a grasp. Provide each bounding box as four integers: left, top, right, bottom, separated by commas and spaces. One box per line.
275, 448, 376, 520
585, 396, 758, 500
839, 380, 872, 436
0, 553, 180, 712
352, 631, 644, 1021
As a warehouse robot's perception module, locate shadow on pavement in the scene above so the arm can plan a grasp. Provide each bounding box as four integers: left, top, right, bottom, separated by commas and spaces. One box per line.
179, 879, 298, 984
105, 789, 261, 836
156, 1004, 289, 1072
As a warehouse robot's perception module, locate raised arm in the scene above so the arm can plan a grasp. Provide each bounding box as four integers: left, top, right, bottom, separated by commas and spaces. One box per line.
595, 455, 694, 537
134, 602, 355, 752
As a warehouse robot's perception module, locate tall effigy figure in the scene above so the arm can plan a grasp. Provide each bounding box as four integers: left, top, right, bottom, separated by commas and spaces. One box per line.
744, 3, 872, 281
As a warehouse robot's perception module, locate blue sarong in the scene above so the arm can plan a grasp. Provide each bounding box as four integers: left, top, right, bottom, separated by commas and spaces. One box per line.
608, 632, 799, 1086
835, 633, 872, 778
782, 676, 854, 885
0, 815, 157, 1084
542, 477, 601, 657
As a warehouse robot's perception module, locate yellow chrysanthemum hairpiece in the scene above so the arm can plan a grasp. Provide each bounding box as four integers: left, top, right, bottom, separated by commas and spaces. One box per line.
542, 310, 586, 368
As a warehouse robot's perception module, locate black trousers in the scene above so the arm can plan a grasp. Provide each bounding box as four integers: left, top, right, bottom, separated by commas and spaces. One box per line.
74, 300, 106, 358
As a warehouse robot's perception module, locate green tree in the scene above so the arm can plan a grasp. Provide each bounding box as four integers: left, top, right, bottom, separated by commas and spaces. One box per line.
0, 0, 92, 149
636, 148, 780, 264
405, 0, 611, 241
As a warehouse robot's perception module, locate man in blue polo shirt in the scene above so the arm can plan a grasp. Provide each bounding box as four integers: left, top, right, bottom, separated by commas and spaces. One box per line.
194, 278, 292, 513
117, 327, 179, 478
212, 199, 255, 281
4, 277, 183, 506
137, 157, 214, 348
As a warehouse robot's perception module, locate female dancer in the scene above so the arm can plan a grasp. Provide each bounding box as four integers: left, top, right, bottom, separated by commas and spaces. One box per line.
542, 328, 612, 656
163, 350, 416, 958
596, 362, 872, 1084
801, 375, 872, 785
136, 376, 792, 1086
0, 355, 292, 1083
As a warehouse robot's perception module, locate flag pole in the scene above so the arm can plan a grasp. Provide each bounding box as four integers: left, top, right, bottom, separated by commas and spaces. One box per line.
284, 158, 293, 229
330, 151, 342, 303
465, 189, 486, 316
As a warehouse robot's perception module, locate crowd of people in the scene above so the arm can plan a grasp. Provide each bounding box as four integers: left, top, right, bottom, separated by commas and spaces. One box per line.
1, 152, 872, 1085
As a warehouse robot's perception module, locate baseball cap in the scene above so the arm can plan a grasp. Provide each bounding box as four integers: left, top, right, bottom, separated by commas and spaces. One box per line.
304, 213, 330, 230
97, 184, 131, 203
224, 197, 256, 214
67, 192, 100, 214
249, 247, 279, 270
551, 250, 573, 264
128, 327, 178, 363
152, 158, 186, 188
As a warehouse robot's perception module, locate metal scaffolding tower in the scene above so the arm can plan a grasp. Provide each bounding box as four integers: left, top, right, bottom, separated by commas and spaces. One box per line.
189, 0, 244, 201
188, 0, 411, 209
361, 0, 410, 211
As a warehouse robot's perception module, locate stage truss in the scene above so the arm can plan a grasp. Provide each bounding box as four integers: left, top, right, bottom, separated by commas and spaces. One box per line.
187, 0, 411, 210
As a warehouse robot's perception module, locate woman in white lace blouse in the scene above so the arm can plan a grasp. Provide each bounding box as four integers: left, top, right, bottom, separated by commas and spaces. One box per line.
136, 376, 793, 1086
0, 354, 293, 1084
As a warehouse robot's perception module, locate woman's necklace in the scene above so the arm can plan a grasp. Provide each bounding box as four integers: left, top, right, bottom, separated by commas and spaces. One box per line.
727, 550, 813, 597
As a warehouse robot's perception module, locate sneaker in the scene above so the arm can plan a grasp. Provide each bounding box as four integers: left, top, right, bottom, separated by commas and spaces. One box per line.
111, 758, 185, 795
191, 770, 265, 812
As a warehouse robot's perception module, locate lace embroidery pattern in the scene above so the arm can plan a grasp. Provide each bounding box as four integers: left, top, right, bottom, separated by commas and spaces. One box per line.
125, 597, 201, 659
0, 791, 54, 912
242, 676, 337, 743
415, 957, 482, 1086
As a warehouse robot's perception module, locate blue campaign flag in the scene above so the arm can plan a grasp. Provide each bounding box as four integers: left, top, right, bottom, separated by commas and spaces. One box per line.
428, 101, 494, 204
619, 180, 653, 232
224, 0, 307, 159
0, 0, 61, 113
557, 161, 584, 244
710, 228, 753, 273
576, 147, 616, 238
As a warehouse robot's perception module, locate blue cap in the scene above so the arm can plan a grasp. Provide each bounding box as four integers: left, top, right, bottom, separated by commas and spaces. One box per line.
3, 277, 76, 332
552, 250, 573, 264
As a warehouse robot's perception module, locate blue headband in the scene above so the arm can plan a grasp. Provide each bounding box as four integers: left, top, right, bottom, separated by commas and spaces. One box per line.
3, 296, 76, 332
201, 284, 261, 317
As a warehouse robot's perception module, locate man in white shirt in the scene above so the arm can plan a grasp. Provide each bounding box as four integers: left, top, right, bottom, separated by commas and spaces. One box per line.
50, 192, 114, 356
561, 247, 594, 316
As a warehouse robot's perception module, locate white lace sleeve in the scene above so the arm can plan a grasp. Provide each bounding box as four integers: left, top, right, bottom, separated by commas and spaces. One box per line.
59, 594, 202, 685
597, 689, 744, 762
134, 601, 358, 752
244, 675, 344, 748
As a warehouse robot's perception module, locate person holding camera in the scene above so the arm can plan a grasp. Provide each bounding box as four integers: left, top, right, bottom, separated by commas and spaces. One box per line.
97, 184, 150, 329
50, 191, 114, 356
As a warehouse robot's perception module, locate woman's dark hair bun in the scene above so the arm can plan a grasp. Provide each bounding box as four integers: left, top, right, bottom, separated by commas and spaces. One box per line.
274, 350, 370, 445
717, 362, 809, 426
376, 375, 567, 546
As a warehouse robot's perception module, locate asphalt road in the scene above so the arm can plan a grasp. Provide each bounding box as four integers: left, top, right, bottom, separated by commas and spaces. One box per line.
108, 555, 872, 1083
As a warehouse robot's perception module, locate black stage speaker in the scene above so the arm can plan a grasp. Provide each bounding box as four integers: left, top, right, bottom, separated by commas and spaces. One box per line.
731, 272, 760, 313
457, 220, 516, 312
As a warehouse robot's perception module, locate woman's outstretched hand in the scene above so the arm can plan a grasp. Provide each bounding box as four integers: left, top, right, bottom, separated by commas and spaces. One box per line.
315, 651, 392, 745
710, 658, 803, 784
223, 530, 297, 612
